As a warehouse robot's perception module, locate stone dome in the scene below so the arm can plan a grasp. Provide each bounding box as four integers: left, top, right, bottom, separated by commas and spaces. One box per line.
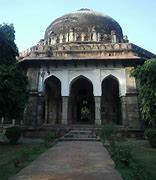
44, 8, 123, 42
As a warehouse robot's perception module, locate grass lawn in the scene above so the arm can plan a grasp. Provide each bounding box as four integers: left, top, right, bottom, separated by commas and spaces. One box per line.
117, 140, 156, 180
132, 140, 156, 180
0, 141, 48, 180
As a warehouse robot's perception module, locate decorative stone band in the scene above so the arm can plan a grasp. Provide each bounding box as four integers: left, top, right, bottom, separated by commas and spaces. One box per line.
46, 29, 122, 45
18, 43, 155, 60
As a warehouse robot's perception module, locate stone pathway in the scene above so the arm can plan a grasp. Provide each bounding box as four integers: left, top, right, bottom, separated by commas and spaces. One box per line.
11, 141, 122, 180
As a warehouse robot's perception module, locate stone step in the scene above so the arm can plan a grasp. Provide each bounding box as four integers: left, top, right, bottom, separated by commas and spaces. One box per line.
61, 129, 100, 141
60, 137, 101, 141
69, 130, 92, 134
64, 134, 95, 138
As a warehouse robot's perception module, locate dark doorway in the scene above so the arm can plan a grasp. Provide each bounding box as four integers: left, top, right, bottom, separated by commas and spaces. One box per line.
69, 76, 95, 124
101, 76, 121, 125
44, 76, 62, 124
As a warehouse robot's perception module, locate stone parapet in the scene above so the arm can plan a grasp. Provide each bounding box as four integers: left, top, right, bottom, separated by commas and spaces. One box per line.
18, 42, 155, 61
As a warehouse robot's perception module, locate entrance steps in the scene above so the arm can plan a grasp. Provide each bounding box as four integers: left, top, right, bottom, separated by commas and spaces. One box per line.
61, 129, 101, 141
22, 124, 101, 139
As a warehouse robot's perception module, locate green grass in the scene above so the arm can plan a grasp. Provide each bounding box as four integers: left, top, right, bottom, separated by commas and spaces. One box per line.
0, 142, 48, 180
116, 139, 156, 180
132, 142, 156, 180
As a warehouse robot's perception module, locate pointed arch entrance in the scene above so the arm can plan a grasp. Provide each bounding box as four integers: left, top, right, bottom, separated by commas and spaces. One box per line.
44, 76, 62, 124
101, 75, 121, 125
69, 76, 95, 124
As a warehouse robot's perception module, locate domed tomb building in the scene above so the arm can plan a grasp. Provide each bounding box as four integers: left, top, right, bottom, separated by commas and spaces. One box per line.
19, 9, 155, 129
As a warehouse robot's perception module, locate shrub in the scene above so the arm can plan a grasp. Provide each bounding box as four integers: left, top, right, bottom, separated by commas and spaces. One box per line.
144, 128, 156, 148
111, 144, 132, 167
130, 161, 151, 180
5, 126, 22, 143
101, 123, 118, 146
42, 132, 55, 147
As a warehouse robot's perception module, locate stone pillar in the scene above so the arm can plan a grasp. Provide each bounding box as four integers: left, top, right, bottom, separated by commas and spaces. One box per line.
125, 67, 137, 93
23, 93, 38, 127
126, 93, 140, 129
61, 96, 68, 125
95, 96, 101, 125
111, 30, 117, 43
81, 32, 85, 41
59, 34, 63, 43
51, 36, 57, 45
92, 31, 97, 41
44, 94, 48, 123
121, 93, 140, 129
120, 96, 128, 127
36, 94, 45, 126
69, 29, 74, 41
97, 32, 100, 41
125, 67, 140, 129
65, 33, 69, 42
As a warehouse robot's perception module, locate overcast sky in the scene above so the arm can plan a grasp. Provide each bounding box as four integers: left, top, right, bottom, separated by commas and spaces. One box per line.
0, 0, 156, 53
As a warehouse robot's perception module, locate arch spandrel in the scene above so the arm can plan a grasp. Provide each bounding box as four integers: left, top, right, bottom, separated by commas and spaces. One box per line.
101, 74, 121, 96
100, 70, 126, 96
69, 74, 96, 96
43, 71, 69, 96
69, 75, 93, 90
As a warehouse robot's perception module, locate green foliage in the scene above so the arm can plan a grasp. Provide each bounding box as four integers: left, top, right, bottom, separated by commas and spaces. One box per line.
0, 64, 28, 119
0, 143, 48, 180
144, 128, 156, 148
119, 161, 151, 180
0, 23, 18, 65
131, 59, 156, 127
5, 126, 23, 143
101, 123, 118, 146
129, 161, 151, 180
109, 140, 152, 180
0, 23, 28, 120
110, 144, 132, 167
42, 132, 56, 147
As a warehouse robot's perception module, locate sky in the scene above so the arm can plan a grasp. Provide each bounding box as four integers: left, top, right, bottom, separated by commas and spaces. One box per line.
0, 0, 156, 53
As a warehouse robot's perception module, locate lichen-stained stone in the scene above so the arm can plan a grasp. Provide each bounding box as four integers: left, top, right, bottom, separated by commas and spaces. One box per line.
44, 9, 123, 42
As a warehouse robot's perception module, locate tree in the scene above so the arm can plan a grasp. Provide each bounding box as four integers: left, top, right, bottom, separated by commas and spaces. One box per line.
0, 23, 18, 65
0, 23, 28, 122
131, 59, 156, 127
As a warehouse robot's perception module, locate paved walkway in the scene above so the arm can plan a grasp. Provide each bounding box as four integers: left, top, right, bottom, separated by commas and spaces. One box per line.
11, 141, 122, 180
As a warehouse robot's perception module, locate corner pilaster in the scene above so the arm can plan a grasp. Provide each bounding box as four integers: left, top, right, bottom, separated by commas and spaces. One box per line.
62, 96, 68, 125
95, 96, 101, 125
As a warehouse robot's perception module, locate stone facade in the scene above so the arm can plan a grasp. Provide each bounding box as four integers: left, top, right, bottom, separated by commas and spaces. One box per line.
19, 9, 155, 130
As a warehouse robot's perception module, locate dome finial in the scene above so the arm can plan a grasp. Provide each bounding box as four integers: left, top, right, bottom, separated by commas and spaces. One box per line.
78, 8, 92, 11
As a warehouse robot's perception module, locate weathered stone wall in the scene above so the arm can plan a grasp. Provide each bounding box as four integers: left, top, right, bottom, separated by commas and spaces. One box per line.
23, 63, 140, 129
125, 67, 136, 93
27, 67, 39, 91
123, 67, 140, 128
120, 94, 140, 129
23, 93, 45, 127
126, 94, 140, 128
24, 66, 45, 127
23, 94, 38, 127
41, 64, 126, 97
36, 95, 45, 126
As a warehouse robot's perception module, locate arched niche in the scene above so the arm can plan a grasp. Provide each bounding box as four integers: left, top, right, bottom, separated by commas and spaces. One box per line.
101, 75, 121, 125
44, 75, 62, 124
69, 75, 95, 125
